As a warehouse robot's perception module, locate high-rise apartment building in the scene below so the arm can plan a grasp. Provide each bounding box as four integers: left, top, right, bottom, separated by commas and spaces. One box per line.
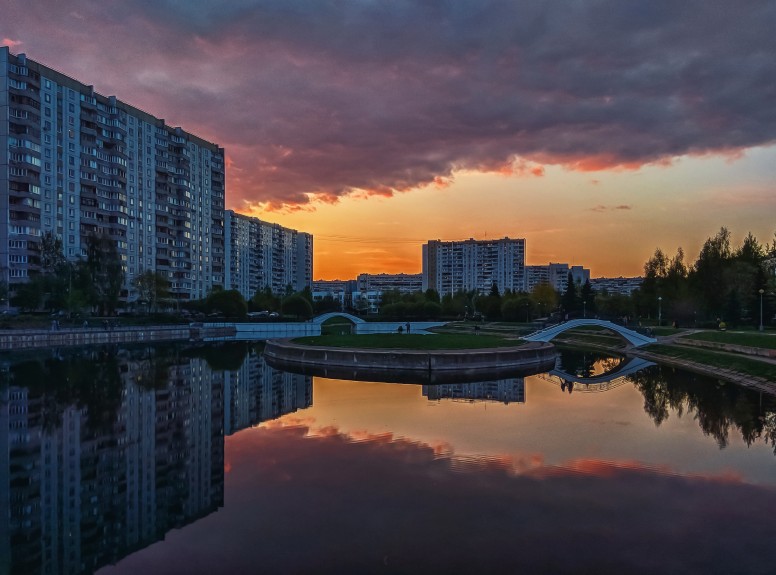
224, 210, 312, 299
422, 237, 526, 297
526, 263, 590, 293
1, 48, 225, 301
356, 272, 422, 294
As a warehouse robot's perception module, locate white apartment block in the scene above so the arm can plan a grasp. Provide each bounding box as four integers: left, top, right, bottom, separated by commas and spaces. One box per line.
356, 272, 422, 294
1, 48, 226, 301
422, 238, 526, 297
224, 210, 312, 299
526, 263, 590, 293
589, 276, 642, 295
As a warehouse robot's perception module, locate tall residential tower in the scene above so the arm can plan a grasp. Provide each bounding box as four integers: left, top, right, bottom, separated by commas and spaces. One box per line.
422, 237, 526, 297
1, 48, 226, 301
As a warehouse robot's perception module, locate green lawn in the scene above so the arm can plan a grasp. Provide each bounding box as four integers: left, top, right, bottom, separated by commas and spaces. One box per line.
681, 330, 776, 350
292, 333, 522, 350
644, 344, 776, 380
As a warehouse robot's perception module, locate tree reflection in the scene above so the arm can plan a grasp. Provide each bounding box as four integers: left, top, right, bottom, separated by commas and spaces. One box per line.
630, 366, 776, 453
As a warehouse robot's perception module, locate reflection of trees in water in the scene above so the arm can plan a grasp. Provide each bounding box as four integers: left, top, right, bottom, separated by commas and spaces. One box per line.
8, 347, 124, 433
630, 366, 776, 453
556, 347, 624, 379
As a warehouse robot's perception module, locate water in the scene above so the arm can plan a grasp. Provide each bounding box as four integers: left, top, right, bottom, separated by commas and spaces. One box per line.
1, 343, 775, 574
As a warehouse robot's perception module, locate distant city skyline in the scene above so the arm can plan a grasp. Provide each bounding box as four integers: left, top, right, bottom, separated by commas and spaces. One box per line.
3, 1, 775, 279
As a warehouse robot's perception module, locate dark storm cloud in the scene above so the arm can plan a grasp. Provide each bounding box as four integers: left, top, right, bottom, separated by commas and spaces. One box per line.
4, 0, 776, 207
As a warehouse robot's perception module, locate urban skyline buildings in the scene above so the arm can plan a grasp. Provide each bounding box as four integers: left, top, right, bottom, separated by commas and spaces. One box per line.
1, 47, 226, 301
422, 237, 527, 297
224, 210, 312, 300
1, 47, 311, 304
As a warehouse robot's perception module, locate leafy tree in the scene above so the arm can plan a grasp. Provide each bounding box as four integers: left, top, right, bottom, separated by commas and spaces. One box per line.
530, 283, 558, 317
252, 286, 280, 312
580, 280, 595, 317
561, 273, 579, 316
133, 270, 170, 313
313, 294, 341, 314
422, 300, 442, 319
84, 234, 124, 315
501, 295, 534, 322
690, 227, 732, 319
282, 293, 313, 319
424, 288, 440, 303
207, 289, 248, 318
40, 231, 66, 274
11, 278, 44, 311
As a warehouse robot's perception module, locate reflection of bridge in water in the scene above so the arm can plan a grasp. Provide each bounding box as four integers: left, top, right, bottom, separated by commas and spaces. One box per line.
536, 356, 656, 393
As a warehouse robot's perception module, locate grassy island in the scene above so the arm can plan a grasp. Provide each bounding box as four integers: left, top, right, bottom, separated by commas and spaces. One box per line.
292, 333, 523, 350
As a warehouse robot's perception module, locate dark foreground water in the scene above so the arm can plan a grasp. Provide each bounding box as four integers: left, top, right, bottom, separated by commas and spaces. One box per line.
1, 343, 775, 574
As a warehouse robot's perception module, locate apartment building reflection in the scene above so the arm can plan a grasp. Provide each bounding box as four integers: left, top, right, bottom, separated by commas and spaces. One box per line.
223, 349, 312, 436
0, 346, 311, 575
423, 379, 526, 404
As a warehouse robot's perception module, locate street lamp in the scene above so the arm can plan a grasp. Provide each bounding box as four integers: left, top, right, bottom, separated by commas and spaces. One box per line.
760, 289, 765, 332
583, 299, 587, 318
658, 296, 662, 327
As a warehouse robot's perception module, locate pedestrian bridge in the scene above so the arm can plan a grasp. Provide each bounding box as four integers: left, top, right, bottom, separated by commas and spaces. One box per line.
311, 312, 446, 335
524, 319, 657, 347
312, 312, 366, 325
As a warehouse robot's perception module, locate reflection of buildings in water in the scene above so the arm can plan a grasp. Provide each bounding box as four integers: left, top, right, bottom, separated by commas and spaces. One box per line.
0, 351, 225, 575
223, 351, 312, 436
423, 379, 526, 404
0, 348, 312, 575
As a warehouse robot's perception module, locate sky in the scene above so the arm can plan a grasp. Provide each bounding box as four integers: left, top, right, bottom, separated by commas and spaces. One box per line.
3, 0, 776, 279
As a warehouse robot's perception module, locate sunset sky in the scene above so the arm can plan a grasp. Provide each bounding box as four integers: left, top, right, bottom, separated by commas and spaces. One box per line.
4, 1, 776, 279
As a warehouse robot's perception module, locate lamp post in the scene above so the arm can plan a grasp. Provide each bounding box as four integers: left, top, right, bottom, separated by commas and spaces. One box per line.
760, 289, 765, 332
583, 299, 587, 318
658, 296, 662, 327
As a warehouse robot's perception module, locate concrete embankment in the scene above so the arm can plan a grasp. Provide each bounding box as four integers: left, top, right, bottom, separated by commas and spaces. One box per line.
263, 339, 557, 375
0, 325, 192, 351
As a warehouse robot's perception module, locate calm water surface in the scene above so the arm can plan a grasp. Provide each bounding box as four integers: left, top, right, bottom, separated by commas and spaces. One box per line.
1, 343, 775, 574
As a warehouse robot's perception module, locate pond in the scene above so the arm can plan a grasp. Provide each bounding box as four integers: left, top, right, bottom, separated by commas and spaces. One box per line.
1, 343, 775, 574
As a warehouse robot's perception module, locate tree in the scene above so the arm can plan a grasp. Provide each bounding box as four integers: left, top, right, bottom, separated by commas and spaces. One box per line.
133, 270, 170, 313
11, 278, 44, 311
561, 273, 579, 316
690, 227, 732, 319
282, 294, 313, 319
207, 289, 248, 318
580, 280, 595, 317
40, 231, 66, 274
424, 288, 440, 303
530, 283, 558, 317
252, 286, 280, 312
84, 234, 124, 315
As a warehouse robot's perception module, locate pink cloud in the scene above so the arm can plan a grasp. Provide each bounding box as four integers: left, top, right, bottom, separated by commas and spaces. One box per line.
2, 1, 775, 209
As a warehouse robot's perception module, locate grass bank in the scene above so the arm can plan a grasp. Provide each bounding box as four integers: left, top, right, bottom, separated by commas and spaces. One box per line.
643, 344, 776, 380
680, 331, 776, 350
292, 333, 521, 350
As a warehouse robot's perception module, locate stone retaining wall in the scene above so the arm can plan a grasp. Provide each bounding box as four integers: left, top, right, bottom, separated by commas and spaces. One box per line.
264, 339, 557, 372
0, 326, 190, 351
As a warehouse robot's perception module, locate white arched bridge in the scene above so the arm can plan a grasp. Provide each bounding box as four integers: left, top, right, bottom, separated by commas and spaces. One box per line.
311, 312, 446, 335
311, 312, 366, 325
524, 319, 657, 347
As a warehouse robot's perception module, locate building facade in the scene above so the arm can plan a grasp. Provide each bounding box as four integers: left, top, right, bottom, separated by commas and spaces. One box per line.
589, 276, 643, 295
526, 263, 591, 293
224, 210, 312, 299
422, 238, 526, 297
1, 48, 225, 301
356, 272, 422, 294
